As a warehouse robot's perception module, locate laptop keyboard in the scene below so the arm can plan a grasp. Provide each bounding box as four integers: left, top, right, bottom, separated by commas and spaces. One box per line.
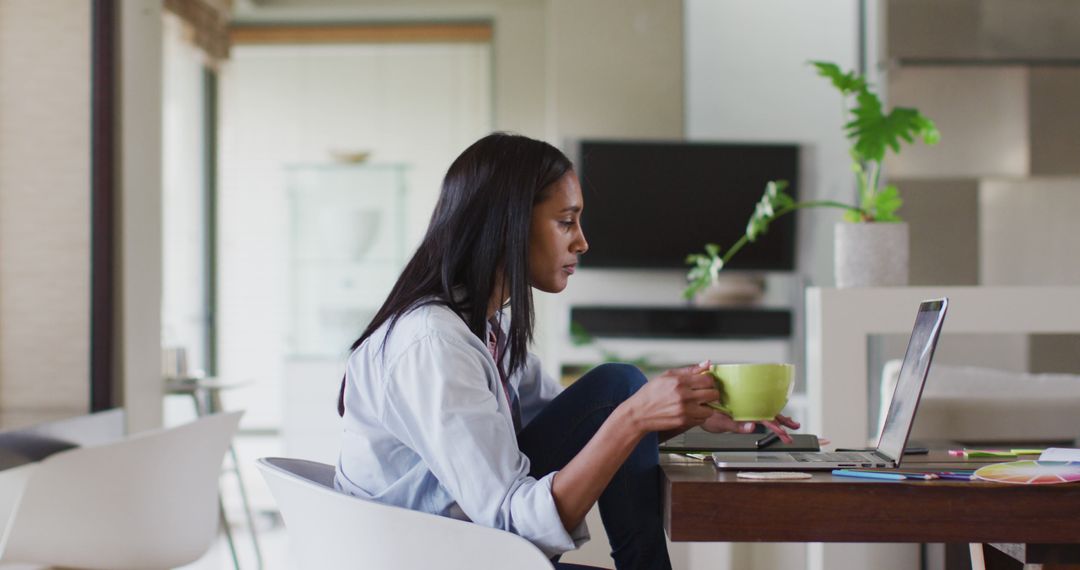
791, 452, 875, 462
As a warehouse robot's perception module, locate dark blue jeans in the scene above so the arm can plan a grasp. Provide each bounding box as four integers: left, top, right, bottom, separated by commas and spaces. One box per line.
517, 363, 672, 570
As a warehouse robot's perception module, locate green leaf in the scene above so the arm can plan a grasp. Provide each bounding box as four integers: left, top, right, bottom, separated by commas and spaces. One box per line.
914, 115, 941, 145
843, 209, 864, 223
569, 321, 593, 346
867, 184, 903, 221
847, 100, 940, 163
775, 193, 795, 208
683, 245, 723, 299
745, 180, 793, 242
816, 62, 940, 163
683, 180, 792, 297
810, 61, 866, 94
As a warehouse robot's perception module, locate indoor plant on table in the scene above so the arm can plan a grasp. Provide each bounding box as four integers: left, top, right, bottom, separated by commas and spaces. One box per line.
684, 61, 940, 298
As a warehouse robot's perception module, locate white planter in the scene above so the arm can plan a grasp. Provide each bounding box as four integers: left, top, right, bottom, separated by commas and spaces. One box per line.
834, 221, 909, 288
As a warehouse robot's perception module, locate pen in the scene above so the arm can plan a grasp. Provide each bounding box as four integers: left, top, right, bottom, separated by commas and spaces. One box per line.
884, 471, 938, 480
755, 432, 780, 449
837, 469, 938, 480
949, 449, 1017, 458
832, 469, 907, 481
936, 473, 975, 481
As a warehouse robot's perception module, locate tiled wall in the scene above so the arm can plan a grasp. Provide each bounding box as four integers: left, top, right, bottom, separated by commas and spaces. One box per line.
883, 0, 1080, 374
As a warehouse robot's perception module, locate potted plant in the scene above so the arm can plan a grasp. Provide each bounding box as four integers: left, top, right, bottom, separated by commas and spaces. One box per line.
684, 61, 940, 298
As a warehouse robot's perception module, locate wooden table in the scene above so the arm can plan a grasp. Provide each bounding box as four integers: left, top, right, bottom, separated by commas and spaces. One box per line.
662, 453, 1080, 569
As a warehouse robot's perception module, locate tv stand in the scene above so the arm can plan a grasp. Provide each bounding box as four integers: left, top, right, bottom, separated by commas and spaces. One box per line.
569, 305, 791, 340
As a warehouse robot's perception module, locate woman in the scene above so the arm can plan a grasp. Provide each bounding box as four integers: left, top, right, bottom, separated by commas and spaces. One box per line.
335, 133, 797, 569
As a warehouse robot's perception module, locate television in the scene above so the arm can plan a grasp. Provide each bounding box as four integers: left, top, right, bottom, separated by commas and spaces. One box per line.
576, 140, 799, 270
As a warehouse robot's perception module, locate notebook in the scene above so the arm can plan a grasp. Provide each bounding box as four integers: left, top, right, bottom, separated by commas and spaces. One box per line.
660, 428, 820, 453
712, 298, 948, 470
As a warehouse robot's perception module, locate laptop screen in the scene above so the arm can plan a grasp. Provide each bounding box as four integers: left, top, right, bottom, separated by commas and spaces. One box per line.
876, 299, 948, 462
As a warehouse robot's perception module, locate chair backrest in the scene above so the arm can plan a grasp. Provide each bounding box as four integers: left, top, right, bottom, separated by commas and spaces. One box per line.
0, 411, 242, 569
257, 457, 554, 570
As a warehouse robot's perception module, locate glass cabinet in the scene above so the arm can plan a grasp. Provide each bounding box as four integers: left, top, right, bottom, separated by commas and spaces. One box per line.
286, 163, 408, 356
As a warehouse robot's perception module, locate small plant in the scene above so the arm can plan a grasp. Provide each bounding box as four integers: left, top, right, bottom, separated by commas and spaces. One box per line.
570, 322, 656, 371
683, 61, 940, 299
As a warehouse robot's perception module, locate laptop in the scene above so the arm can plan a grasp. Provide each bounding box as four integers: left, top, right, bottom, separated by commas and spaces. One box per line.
712, 297, 948, 470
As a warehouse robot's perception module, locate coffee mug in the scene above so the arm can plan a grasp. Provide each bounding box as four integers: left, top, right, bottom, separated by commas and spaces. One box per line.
706, 363, 794, 421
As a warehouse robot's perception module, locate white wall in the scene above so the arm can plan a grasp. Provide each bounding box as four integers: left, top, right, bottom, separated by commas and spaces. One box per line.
0, 0, 92, 419
547, 0, 684, 140
491, 1, 548, 137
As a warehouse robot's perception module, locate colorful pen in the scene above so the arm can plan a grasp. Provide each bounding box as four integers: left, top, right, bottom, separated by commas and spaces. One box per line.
839, 469, 937, 480
949, 449, 1017, 458
886, 471, 937, 480
936, 473, 975, 481
832, 469, 907, 481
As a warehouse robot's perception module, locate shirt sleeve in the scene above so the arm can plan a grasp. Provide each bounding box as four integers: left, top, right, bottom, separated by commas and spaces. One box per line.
516, 352, 564, 428
380, 333, 586, 557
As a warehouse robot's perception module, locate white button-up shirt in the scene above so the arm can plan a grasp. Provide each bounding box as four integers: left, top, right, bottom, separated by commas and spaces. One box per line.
335, 301, 590, 556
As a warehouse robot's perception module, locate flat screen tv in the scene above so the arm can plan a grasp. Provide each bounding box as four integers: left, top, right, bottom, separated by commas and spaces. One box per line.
576, 140, 798, 270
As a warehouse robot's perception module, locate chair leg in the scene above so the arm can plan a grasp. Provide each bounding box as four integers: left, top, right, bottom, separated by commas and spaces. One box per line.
191, 392, 208, 417
208, 388, 264, 569
228, 443, 264, 569
190, 389, 244, 568
970, 543, 987, 570
221, 497, 241, 570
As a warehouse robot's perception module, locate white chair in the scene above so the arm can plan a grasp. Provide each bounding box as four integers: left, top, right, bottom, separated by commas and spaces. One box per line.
257, 457, 554, 569
0, 411, 242, 569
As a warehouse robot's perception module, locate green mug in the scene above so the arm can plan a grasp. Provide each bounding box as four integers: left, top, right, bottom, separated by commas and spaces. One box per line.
706, 363, 794, 421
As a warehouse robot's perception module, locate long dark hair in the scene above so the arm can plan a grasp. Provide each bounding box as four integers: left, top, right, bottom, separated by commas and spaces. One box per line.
338, 132, 573, 415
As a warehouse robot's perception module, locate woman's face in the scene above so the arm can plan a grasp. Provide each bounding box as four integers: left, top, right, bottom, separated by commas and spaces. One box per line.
528, 171, 589, 293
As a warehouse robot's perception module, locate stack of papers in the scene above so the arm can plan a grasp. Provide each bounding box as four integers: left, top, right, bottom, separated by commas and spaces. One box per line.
1039, 448, 1080, 462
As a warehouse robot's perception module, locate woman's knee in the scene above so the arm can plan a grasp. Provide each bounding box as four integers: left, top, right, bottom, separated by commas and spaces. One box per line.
584, 362, 648, 401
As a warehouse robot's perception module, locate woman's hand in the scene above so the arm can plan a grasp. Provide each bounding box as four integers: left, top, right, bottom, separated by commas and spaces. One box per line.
621, 361, 720, 435
701, 412, 801, 443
